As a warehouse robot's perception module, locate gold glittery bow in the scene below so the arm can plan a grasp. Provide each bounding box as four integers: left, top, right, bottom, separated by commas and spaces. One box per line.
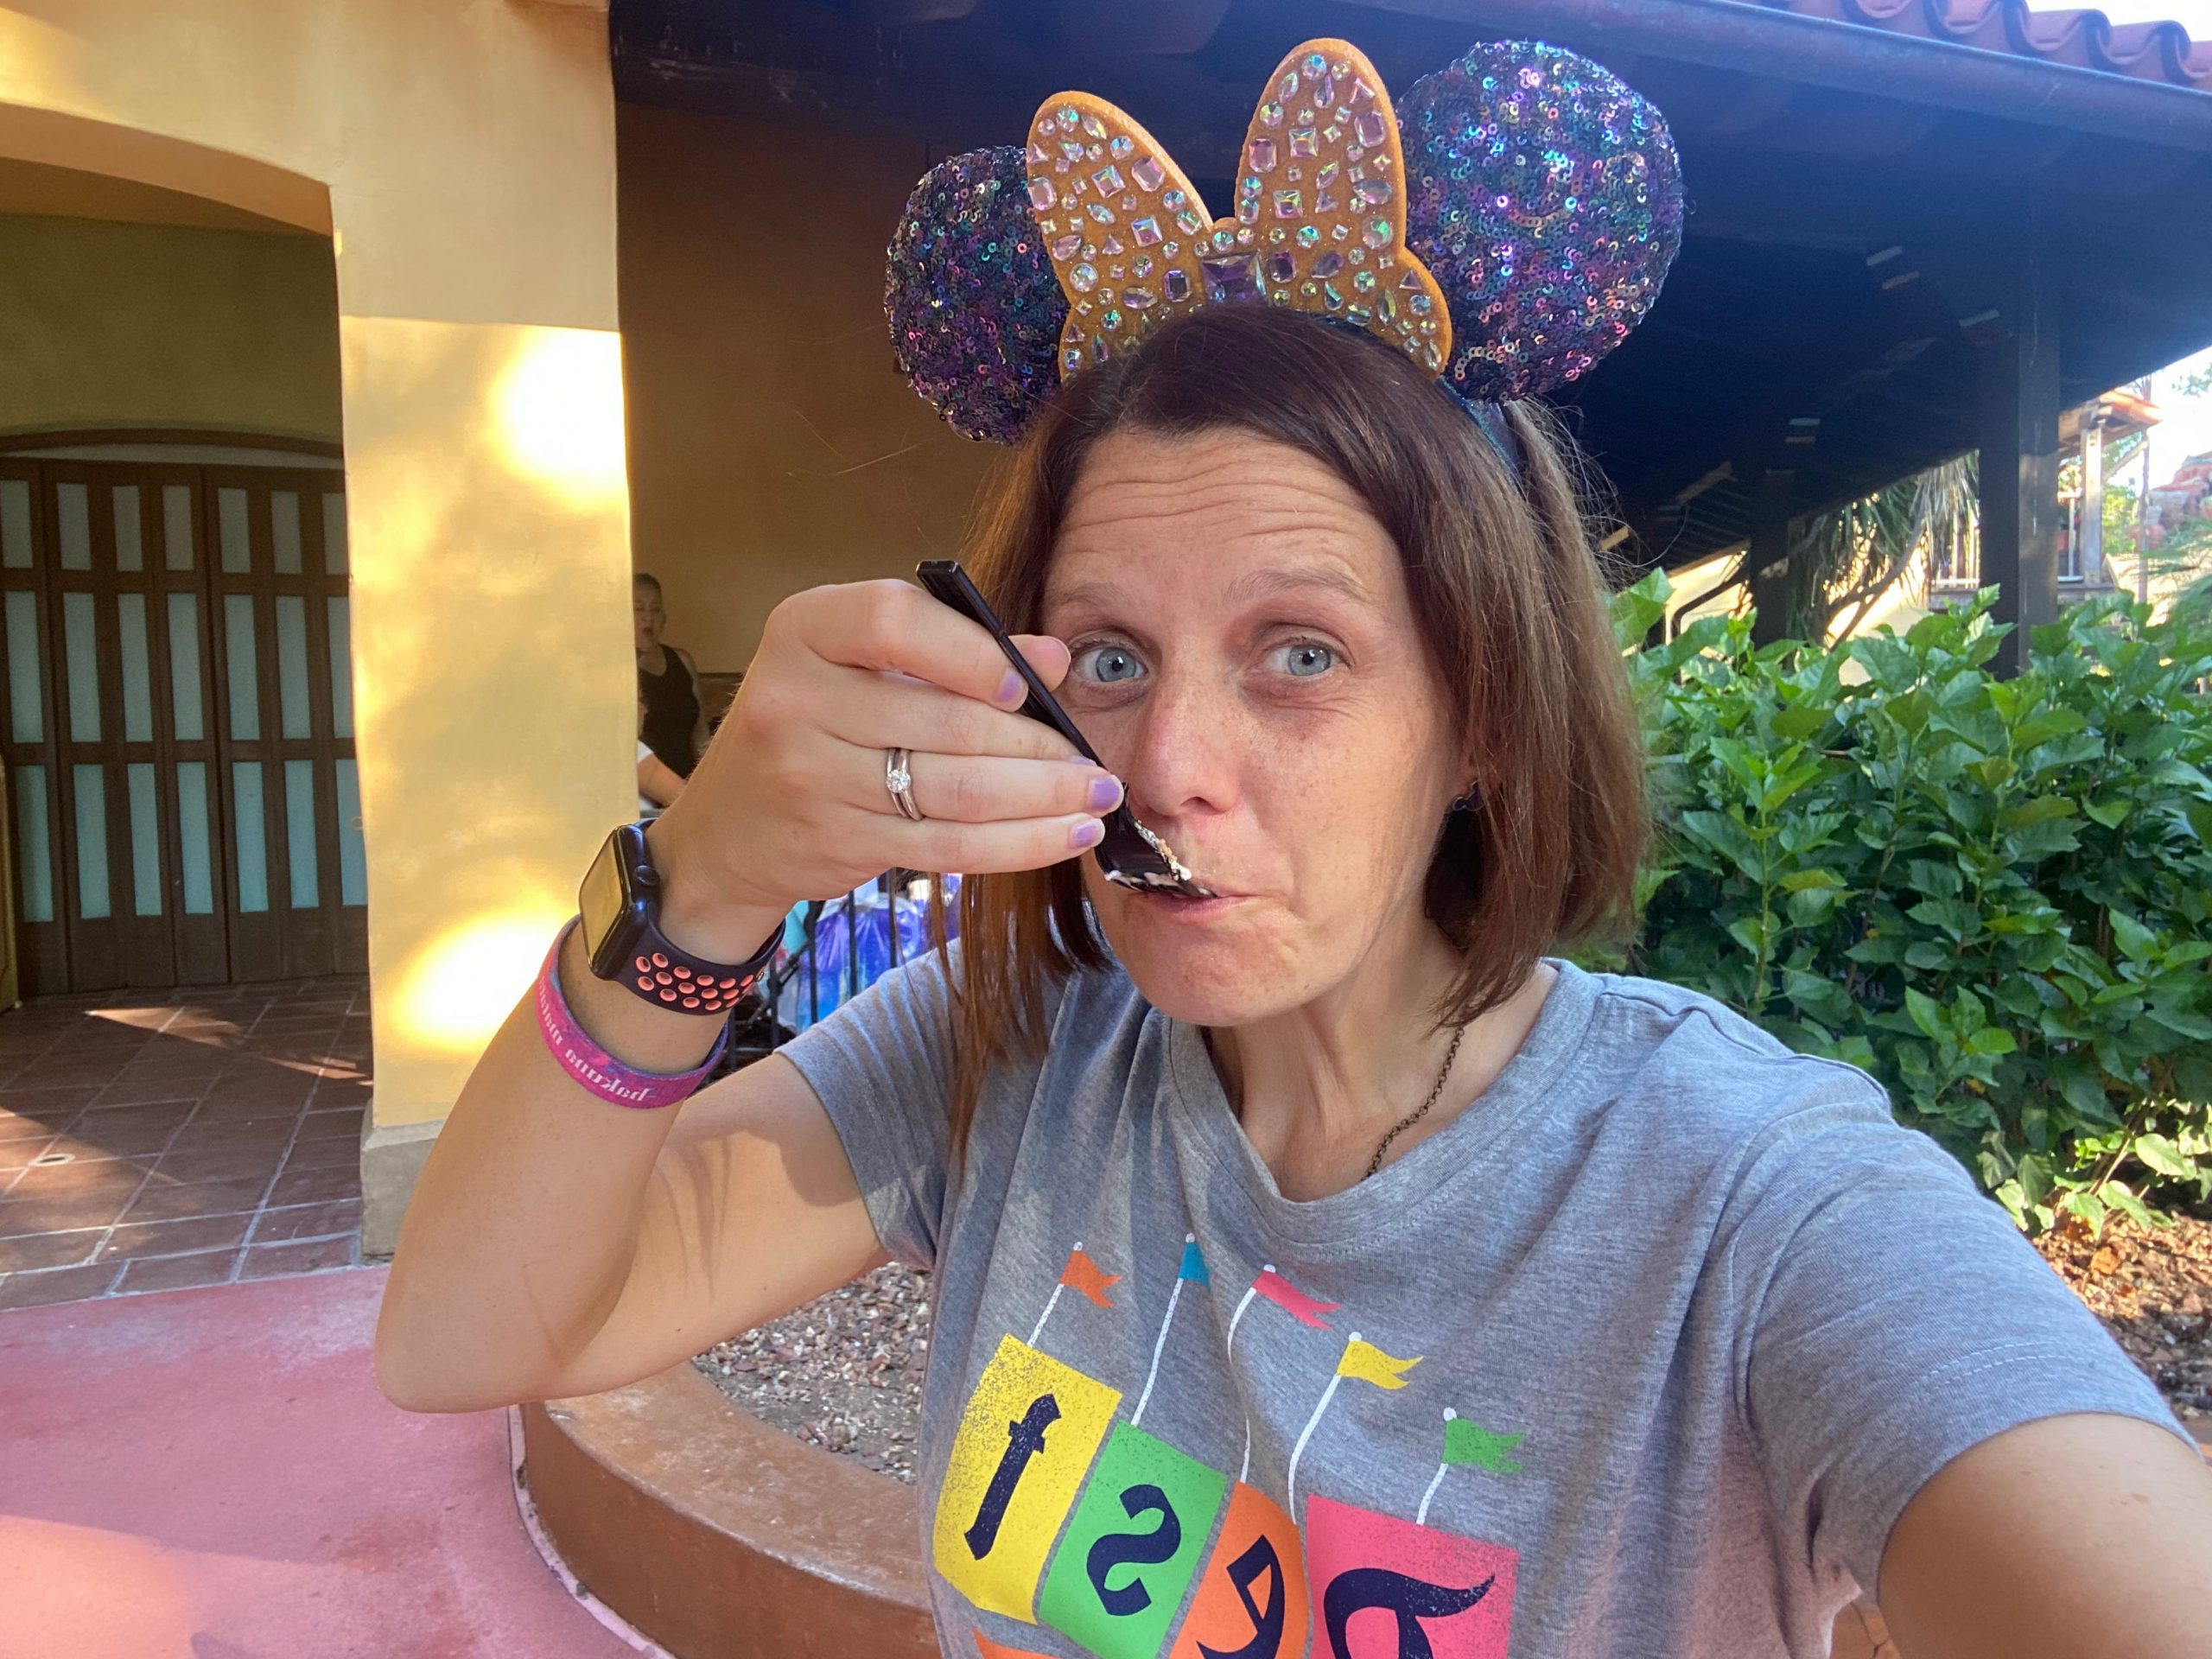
1025, 39, 1453, 383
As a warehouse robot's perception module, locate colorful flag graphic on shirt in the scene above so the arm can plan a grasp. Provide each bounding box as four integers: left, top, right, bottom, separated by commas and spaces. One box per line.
1133, 1235, 1203, 1428
1336, 1337, 1421, 1389
1304, 1495, 1518, 1659
1287, 1332, 1427, 1518
1444, 1416, 1524, 1472
1062, 1246, 1122, 1307
1167, 1480, 1311, 1659
934, 1335, 1123, 1621
1251, 1267, 1341, 1329
1028, 1242, 1122, 1347
1178, 1237, 1210, 1284
1418, 1408, 1525, 1525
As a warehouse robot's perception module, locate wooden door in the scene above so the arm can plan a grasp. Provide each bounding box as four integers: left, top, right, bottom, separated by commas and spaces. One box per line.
0, 460, 363, 993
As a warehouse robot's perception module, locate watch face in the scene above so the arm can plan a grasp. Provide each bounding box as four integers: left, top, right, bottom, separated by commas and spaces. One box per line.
579, 829, 640, 975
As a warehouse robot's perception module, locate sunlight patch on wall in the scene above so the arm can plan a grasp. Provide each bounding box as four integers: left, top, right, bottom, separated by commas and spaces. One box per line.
494, 327, 627, 510
392, 906, 569, 1057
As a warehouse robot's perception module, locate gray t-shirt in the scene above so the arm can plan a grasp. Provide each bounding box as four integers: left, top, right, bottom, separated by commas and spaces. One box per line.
785, 951, 2189, 1659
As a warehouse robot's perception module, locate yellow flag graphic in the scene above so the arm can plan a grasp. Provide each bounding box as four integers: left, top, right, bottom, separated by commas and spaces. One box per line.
1336, 1336, 1421, 1389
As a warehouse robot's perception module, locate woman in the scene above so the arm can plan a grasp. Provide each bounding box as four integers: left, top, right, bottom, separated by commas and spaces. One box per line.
382, 41, 2212, 1659
635, 571, 709, 778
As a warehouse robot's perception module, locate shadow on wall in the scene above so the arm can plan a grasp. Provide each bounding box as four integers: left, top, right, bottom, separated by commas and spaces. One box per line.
617, 103, 1001, 675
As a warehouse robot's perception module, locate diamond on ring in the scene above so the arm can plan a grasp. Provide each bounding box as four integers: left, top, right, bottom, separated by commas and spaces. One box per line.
885, 747, 925, 821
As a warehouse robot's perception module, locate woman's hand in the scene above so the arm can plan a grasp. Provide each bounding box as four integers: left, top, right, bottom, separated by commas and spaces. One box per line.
645, 579, 1121, 958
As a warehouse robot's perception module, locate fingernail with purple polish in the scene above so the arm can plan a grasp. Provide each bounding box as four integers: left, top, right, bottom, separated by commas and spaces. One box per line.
1071, 819, 1105, 849
1087, 774, 1124, 812
998, 671, 1027, 707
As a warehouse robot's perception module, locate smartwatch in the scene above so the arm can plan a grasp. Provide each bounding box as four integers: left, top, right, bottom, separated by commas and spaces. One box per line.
578, 822, 779, 1014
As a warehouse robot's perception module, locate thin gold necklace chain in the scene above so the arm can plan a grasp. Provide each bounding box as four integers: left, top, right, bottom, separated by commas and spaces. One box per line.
1367, 1023, 1469, 1179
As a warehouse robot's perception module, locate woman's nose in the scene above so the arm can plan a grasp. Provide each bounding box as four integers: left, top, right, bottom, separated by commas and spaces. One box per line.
1121, 670, 1241, 823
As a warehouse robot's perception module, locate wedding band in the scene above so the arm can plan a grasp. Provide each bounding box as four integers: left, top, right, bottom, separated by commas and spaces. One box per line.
885, 747, 925, 821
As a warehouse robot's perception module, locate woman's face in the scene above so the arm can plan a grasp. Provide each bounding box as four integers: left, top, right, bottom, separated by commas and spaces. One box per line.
633, 583, 665, 652
1043, 428, 1463, 1027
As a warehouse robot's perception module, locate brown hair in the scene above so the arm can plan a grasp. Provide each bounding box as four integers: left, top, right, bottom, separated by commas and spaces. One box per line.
944, 306, 1646, 1160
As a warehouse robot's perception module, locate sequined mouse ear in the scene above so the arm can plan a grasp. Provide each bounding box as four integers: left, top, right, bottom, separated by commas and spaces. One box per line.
886, 147, 1070, 444
1399, 41, 1683, 404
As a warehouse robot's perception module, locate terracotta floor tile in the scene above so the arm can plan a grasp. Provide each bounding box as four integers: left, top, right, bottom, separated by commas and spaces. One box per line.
167, 1115, 299, 1151
119, 1176, 272, 1224
65, 1105, 198, 1159
0, 1085, 100, 1126
115, 1249, 241, 1294
280, 1135, 359, 1171
194, 1091, 315, 1124
89, 1069, 220, 1108
97, 1212, 255, 1262
238, 1234, 357, 1279
251, 1199, 361, 1244
15, 1054, 131, 1090
294, 1108, 365, 1142
154, 1146, 290, 1186
0, 1185, 137, 1236
0, 1135, 55, 1170
267, 1165, 359, 1208
3, 1156, 155, 1200
0, 1228, 105, 1273
0, 1261, 124, 1308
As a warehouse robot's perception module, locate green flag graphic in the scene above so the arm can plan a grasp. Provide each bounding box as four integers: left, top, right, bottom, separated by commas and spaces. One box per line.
1443, 1417, 1525, 1473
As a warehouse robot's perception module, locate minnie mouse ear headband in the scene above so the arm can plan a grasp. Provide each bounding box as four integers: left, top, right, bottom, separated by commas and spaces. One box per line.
885, 38, 1684, 450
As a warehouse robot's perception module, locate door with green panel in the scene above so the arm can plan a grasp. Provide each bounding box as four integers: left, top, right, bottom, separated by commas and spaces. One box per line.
0, 458, 364, 994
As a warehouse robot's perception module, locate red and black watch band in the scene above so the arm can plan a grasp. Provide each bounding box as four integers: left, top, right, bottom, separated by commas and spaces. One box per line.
621, 935, 776, 1015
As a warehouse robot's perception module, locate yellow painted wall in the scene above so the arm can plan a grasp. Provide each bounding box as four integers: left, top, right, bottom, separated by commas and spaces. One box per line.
0, 1, 634, 1157
0, 211, 342, 442
617, 104, 999, 672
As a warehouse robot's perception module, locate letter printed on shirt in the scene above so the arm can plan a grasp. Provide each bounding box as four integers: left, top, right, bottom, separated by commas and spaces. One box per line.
1037, 1421, 1230, 1659
1302, 1494, 1517, 1659
935, 1335, 1123, 1620
1168, 1481, 1310, 1659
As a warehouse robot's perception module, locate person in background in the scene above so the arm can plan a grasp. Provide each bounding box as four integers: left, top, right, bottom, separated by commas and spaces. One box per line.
634, 572, 709, 778
637, 697, 683, 817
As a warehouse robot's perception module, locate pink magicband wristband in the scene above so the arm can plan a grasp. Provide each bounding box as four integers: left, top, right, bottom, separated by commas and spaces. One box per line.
535, 923, 734, 1109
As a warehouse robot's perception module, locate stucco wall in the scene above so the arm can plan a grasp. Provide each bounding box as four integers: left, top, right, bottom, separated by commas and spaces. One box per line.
0, 210, 341, 442
0, 1, 636, 1243
616, 104, 999, 672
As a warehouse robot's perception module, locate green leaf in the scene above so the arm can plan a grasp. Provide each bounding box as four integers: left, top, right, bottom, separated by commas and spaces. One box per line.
2103, 1184, 2158, 1230
1964, 1026, 2018, 1056
2084, 797, 2132, 829
1904, 987, 1948, 1040
2107, 910, 2158, 963
2133, 1134, 2192, 1180
2063, 1188, 2107, 1234
1999, 795, 2077, 831
1771, 705, 1829, 741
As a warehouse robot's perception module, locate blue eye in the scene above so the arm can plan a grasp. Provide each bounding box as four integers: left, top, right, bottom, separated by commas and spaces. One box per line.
1272, 641, 1336, 677
1077, 643, 1146, 683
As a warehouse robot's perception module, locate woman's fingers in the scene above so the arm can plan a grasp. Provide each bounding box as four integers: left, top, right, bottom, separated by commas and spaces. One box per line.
892, 811, 1106, 876
898, 752, 1122, 825
788, 580, 1048, 709
817, 669, 1086, 763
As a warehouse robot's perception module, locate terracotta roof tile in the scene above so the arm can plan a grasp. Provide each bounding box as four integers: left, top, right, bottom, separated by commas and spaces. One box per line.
1737, 0, 2211, 92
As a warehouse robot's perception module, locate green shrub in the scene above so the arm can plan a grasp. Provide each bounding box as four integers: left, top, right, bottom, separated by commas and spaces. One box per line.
1606, 580, 2212, 1234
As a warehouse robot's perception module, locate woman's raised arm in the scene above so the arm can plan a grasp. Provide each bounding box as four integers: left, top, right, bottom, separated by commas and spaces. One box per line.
374, 580, 1119, 1412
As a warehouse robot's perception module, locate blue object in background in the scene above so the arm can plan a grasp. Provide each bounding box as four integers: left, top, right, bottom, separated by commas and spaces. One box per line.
775, 874, 957, 1033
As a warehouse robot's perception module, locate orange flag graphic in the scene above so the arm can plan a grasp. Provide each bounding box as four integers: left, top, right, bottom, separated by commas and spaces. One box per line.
1059, 1245, 1122, 1308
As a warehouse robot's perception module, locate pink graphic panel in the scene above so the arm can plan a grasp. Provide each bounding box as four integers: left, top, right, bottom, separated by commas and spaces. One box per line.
1301, 1494, 1516, 1659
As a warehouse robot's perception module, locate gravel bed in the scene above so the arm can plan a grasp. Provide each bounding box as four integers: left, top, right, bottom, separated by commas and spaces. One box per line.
2036, 1209, 2212, 1425
695, 1262, 931, 1483
696, 1211, 2210, 1485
